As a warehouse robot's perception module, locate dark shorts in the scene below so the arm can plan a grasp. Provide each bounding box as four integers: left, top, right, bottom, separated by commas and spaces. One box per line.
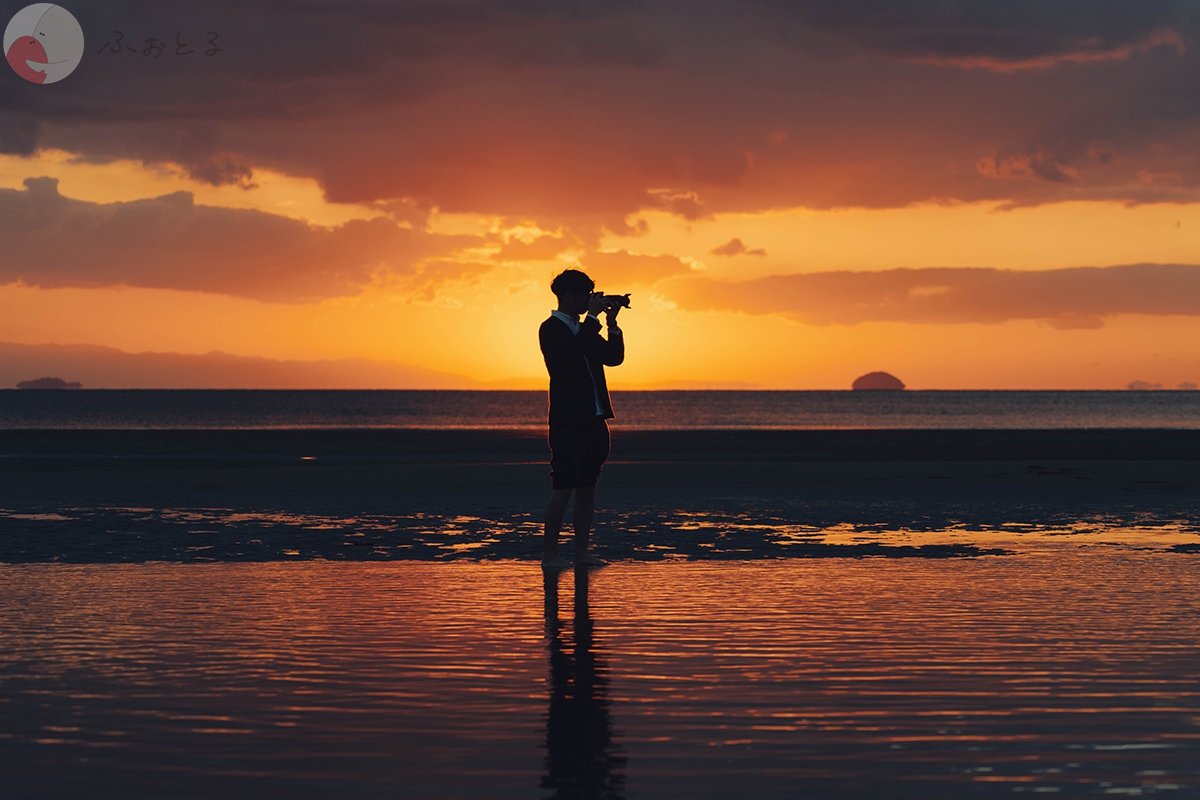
548, 417, 610, 490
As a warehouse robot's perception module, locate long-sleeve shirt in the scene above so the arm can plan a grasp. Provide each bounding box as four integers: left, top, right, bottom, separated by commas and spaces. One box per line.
539, 311, 624, 427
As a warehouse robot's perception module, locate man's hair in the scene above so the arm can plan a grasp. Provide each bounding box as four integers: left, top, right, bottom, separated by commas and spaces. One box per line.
550, 268, 594, 298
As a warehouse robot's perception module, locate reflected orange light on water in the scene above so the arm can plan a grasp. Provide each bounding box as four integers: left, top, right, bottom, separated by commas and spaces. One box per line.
1, 555, 1198, 796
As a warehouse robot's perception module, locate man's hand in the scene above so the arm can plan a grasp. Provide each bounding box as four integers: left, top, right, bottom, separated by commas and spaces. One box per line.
604, 303, 621, 327
588, 292, 607, 316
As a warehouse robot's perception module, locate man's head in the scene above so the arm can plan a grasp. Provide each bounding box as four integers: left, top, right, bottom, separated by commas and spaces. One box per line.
551, 268, 595, 315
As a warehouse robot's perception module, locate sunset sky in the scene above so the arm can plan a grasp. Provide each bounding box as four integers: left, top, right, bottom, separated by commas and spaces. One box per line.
2, 0, 1200, 389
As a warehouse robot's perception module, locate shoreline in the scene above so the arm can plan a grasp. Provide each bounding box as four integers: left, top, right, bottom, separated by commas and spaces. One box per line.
4, 427, 1200, 462
2, 427, 1197, 563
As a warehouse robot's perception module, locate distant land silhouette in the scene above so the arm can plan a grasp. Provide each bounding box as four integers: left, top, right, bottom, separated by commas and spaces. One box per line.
852, 371, 906, 390
1127, 380, 1198, 390
0, 341, 480, 389
16, 376, 82, 389
0, 341, 768, 390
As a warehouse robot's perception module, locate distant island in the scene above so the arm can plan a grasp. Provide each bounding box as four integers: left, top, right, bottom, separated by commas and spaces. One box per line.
16, 376, 83, 389
852, 371, 905, 390
1127, 381, 1198, 390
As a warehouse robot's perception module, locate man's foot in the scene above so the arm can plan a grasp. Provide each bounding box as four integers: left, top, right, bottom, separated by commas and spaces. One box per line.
575, 554, 607, 567
541, 555, 570, 570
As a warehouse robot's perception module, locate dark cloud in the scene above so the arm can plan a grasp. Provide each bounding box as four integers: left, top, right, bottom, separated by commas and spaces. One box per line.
661, 263, 1200, 327
710, 238, 767, 256
0, 112, 41, 155
0, 177, 480, 303
488, 24, 667, 70
765, 0, 1192, 71
364, 197, 434, 229
976, 149, 1078, 183
644, 189, 710, 221
4, 0, 1200, 219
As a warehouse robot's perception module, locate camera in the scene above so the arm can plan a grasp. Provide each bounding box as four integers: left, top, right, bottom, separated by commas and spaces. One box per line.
598, 292, 631, 310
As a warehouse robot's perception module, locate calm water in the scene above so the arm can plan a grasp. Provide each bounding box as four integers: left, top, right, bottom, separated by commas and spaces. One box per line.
2, 552, 1198, 798
0, 389, 1197, 429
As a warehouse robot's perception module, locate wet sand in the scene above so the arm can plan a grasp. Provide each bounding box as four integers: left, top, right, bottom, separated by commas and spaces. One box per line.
1, 428, 1198, 562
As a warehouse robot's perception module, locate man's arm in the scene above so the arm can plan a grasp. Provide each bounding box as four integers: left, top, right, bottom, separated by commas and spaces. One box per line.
581, 316, 624, 367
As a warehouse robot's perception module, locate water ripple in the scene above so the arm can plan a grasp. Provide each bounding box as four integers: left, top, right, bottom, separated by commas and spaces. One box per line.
0, 556, 1197, 797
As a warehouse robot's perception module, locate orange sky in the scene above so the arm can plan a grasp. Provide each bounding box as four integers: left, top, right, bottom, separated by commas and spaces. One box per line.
2, 3, 1199, 389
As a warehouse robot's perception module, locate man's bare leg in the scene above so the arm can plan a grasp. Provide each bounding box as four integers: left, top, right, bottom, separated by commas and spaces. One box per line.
543, 488, 572, 567
573, 486, 603, 564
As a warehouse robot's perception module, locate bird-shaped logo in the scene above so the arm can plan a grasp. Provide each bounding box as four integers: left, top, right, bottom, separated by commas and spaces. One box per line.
5, 4, 84, 84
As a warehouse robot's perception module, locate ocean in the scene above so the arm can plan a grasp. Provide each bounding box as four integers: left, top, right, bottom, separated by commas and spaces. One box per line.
0, 389, 1197, 429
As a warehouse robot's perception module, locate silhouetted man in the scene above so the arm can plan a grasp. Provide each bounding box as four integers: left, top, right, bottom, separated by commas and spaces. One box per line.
539, 268, 624, 569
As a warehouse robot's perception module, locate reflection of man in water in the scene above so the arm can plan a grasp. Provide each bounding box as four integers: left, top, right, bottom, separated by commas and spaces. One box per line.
542, 568, 626, 799
538, 269, 625, 569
